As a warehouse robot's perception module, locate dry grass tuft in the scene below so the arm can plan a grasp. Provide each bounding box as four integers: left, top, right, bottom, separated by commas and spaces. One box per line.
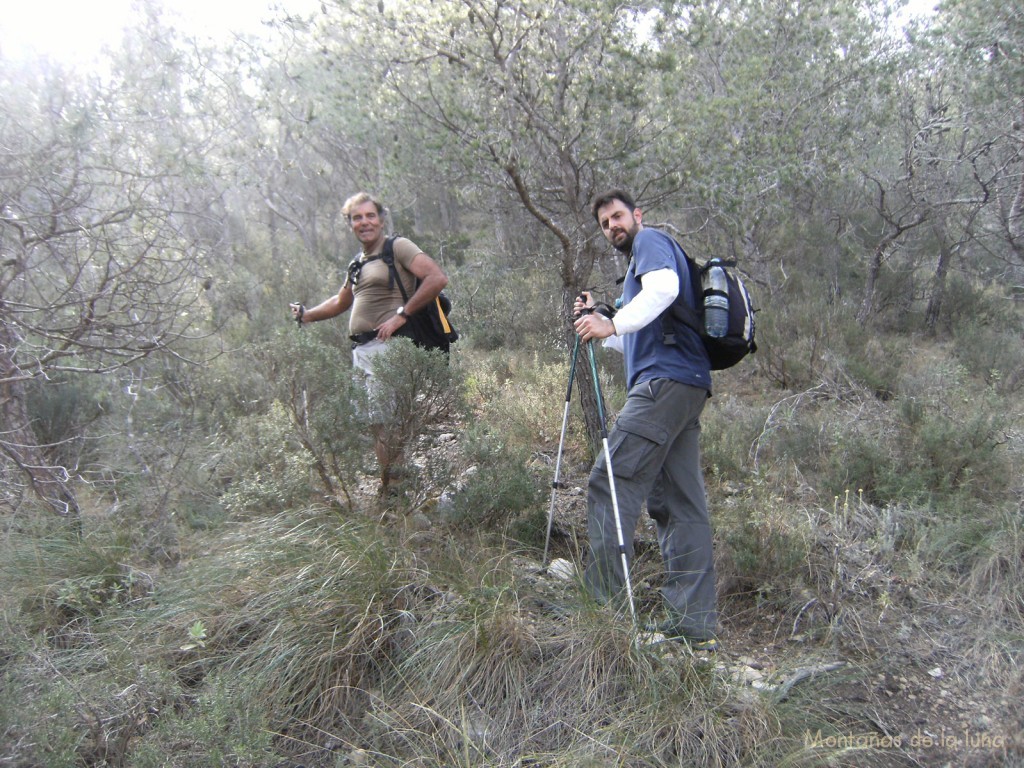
346, 594, 781, 765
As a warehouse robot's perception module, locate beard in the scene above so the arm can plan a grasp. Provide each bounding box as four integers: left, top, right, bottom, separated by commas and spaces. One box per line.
611, 225, 638, 253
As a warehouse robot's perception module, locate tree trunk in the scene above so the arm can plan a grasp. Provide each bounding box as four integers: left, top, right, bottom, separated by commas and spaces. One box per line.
0, 323, 81, 525
857, 243, 885, 324
560, 288, 604, 456
1008, 104, 1024, 255
924, 223, 952, 335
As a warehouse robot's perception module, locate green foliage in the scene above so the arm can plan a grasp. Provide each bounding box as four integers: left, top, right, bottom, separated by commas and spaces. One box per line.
3, 522, 148, 635
127, 673, 272, 768
954, 318, 1024, 392
701, 394, 769, 482
144, 509, 423, 736
401, 230, 473, 268
927, 271, 999, 331
454, 259, 564, 352
806, 388, 1009, 514
759, 338, 1014, 522
654, 0, 892, 255
836, 328, 907, 401
0, 523, 173, 768
761, 284, 911, 397
872, 363, 1009, 511
218, 330, 373, 513
465, 352, 588, 455
719, 486, 812, 604
4, 0, 1024, 764
0, 673, 84, 768
24, 377, 107, 469
220, 400, 323, 514
506, 506, 554, 550
368, 338, 467, 473
756, 282, 837, 391
439, 426, 542, 527
367, 558, 775, 765
436, 352, 595, 531
180, 620, 208, 652
903, 398, 1008, 502
217, 333, 467, 515
968, 506, 1024, 634
0, 645, 192, 768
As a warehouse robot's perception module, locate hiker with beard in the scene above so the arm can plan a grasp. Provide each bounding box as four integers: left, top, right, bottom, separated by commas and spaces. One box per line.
573, 189, 719, 651
290, 191, 449, 492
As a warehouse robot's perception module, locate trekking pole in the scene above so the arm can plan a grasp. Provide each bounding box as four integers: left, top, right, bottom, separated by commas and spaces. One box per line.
584, 329, 637, 624
290, 303, 310, 432
543, 334, 581, 568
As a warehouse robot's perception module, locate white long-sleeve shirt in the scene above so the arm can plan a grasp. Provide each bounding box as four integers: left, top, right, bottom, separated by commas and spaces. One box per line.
611, 268, 678, 335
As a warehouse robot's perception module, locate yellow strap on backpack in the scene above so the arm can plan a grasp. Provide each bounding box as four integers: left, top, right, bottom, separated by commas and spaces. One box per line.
434, 297, 453, 334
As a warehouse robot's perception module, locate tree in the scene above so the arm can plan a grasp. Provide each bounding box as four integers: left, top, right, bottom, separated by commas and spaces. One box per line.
305, 0, 665, 444
0, 56, 210, 525
647, 0, 905, 265
851, 0, 1024, 332
933, 0, 1024, 264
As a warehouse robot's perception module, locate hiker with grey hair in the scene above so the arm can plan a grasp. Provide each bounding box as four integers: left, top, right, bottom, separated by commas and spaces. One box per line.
574, 188, 719, 651
290, 191, 448, 492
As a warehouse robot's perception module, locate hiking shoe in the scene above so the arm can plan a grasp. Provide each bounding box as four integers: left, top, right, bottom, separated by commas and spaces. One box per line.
682, 636, 719, 653
643, 619, 719, 652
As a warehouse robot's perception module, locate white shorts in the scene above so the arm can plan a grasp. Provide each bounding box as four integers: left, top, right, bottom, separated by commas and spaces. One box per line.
352, 338, 387, 376
351, 339, 392, 423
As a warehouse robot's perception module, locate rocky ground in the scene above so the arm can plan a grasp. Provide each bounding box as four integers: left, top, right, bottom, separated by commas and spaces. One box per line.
349, 433, 1022, 767
523, 557, 1019, 766
557, 495, 1019, 765
526, 473, 1021, 767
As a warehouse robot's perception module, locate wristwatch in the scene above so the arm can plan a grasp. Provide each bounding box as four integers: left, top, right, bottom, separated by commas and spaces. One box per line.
396, 306, 407, 318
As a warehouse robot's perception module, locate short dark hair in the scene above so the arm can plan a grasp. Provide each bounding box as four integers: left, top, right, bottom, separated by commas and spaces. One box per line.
592, 189, 636, 223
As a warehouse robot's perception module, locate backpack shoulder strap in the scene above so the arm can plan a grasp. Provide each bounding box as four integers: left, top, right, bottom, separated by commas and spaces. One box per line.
380, 236, 396, 267
380, 236, 412, 302
347, 252, 383, 286
661, 244, 703, 345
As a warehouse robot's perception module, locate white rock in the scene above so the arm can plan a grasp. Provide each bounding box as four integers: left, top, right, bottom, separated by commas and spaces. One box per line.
547, 558, 576, 581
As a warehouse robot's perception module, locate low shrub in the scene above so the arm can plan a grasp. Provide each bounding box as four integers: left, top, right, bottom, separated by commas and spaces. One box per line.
438, 426, 542, 527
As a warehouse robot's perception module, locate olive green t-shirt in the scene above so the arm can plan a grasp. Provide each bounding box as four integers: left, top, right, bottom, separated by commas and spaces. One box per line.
345, 237, 421, 335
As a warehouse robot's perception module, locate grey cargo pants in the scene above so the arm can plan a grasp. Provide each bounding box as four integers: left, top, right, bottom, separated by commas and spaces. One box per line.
584, 377, 718, 640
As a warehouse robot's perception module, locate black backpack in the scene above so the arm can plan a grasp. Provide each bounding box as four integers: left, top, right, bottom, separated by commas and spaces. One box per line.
378, 236, 458, 355
661, 245, 757, 371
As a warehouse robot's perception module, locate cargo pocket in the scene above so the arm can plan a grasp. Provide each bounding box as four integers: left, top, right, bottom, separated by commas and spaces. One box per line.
608, 415, 668, 479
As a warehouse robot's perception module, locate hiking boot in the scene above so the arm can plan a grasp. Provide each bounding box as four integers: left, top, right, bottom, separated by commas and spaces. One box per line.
681, 636, 719, 653
643, 619, 720, 652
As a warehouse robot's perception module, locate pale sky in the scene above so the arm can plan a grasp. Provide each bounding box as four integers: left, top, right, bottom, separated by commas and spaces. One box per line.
1, 0, 936, 70
0, 0, 323, 66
